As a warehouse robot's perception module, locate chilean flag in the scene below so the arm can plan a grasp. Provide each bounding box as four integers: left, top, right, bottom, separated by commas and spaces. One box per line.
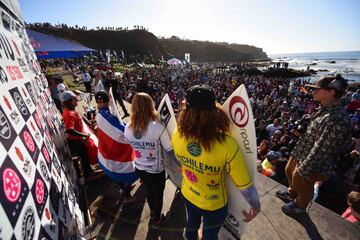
96, 108, 138, 184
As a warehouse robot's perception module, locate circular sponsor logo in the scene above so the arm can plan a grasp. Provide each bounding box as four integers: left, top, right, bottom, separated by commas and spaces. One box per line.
42, 146, 50, 163
229, 96, 249, 128
227, 213, 239, 227
134, 131, 142, 139
185, 169, 198, 183
23, 131, 35, 152
22, 206, 35, 240
135, 150, 141, 158
35, 179, 45, 204
13, 92, 28, 116
3, 168, 21, 202
187, 142, 202, 157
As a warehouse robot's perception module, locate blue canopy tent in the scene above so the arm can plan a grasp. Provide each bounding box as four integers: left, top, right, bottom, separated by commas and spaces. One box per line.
26, 29, 95, 59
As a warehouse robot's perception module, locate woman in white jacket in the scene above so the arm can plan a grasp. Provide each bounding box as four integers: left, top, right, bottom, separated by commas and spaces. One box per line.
124, 92, 173, 227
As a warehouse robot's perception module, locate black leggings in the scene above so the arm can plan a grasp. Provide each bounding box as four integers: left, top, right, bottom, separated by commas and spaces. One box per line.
68, 139, 93, 178
112, 89, 128, 114
135, 169, 165, 221
84, 81, 92, 93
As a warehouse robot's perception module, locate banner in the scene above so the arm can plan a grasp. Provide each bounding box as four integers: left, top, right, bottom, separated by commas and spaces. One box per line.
0, 3, 85, 239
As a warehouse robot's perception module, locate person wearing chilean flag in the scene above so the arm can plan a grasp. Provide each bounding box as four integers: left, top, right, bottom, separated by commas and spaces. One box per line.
95, 90, 138, 203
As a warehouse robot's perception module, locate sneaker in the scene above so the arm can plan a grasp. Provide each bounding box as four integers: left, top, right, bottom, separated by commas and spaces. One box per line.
282, 202, 306, 215
123, 196, 137, 204
91, 164, 103, 173
152, 214, 168, 229
276, 189, 294, 203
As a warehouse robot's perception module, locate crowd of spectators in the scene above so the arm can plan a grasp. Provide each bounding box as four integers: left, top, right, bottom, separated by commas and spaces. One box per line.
44, 59, 360, 218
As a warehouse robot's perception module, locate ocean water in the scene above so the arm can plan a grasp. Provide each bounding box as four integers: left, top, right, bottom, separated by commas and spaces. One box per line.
269, 51, 360, 83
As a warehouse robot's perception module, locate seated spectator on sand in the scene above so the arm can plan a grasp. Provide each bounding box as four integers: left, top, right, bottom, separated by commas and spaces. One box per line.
266, 118, 282, 138
257, 140, 270, 161
288, 109, 298, 130
272, 135, 291, 151
277, 101, 289, 113
352, 89, 360, 102
279, 111, 289, 124
347, 99, 360, 113
270, 130, 282, 149
297, 98, 306, 118
261, 151, 281, 177
256, 120, 269, 145
341, 148, 360, 193
342, 191, 360, 224
262, 147, 290, 184
353, 109, 360, 122
281, 121, 290, 136
351, 116, 360, 139
304, 98, 317, 114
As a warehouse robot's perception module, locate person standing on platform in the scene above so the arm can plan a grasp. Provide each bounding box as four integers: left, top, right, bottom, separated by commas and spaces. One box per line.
60, 91, 98, 182
103, 70, 130, 119
124, 92, 175, 227
276, 75, 352, 215
172, 85, 260, 240
95, 91, 137, 203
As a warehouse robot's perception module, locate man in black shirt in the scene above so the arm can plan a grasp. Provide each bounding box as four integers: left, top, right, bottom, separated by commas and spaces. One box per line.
103, 70, 130, 118
256, 120, 269, 146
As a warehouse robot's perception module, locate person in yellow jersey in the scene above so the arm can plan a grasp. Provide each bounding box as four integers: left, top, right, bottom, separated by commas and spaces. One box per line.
172, 85, 260, 240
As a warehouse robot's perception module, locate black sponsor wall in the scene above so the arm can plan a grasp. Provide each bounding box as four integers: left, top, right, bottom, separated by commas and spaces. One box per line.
0, 4, 85, 240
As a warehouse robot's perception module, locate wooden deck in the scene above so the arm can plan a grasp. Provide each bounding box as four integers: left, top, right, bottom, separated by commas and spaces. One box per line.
81, 173, 360, 240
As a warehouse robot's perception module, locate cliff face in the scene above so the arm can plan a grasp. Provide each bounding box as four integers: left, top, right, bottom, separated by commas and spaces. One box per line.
28, 25, 268, 62
160, 38, 268, 62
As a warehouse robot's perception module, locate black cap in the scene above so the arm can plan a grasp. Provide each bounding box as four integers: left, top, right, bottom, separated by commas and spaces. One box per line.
306, 74, 347, 91
186, 85, 216, 110
95, 90, 109, 103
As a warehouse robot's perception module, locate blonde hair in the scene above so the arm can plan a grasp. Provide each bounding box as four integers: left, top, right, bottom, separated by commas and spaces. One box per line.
177, 104, 230, 152
129, 92, 158, 136
348, 191, 360, 213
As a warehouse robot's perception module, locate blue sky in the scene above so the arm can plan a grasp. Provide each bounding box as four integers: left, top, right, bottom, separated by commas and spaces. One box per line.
19, 0, 360, 54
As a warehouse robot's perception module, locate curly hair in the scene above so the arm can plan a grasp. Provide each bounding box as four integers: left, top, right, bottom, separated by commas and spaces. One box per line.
177, 104, 230, 152
129, 92, 159, 136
